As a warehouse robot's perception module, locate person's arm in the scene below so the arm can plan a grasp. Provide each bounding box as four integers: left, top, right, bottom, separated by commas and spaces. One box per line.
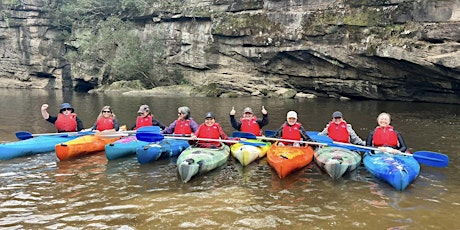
347, 124, 365, 145
318, 124, 329, 136
366, 131, 374, 147
257, 113, 269, 127
274, 125, 283, 138
152, 119, 166, 130
299, 126, 312, 142
218, 125, 229, 140
190, 119, 199, 133
395, 130, 408, 152
162, 121, 177, 134
46, 116, 57, 124
229, 115, 241, 130
113, 118, 120, 131
76, 117, 84, 131
41, 104, 50, 120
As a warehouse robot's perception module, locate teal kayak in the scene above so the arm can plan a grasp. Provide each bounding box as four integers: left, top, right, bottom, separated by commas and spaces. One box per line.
0, 135, 79, 160
105, 136, 148, 160
176, 145, 230, 183
363, 152, 420, 191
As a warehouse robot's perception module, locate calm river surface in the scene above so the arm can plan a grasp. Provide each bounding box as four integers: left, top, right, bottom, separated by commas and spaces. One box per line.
0, 89, 458, 229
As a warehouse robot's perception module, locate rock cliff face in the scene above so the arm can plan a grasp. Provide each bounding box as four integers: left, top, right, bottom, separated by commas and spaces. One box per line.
1, 0, 459, 103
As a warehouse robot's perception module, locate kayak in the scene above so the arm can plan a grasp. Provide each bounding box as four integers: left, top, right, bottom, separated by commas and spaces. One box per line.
314, 146, 362, 180
363, 152, 420, 191
0, 135, 79, 160
105, 136, 148, 160
230, 139, 271, 166
177, 144, 230, 183
55, 135, 121, 161
136, 139, 190, 164
267, 143, 314, 178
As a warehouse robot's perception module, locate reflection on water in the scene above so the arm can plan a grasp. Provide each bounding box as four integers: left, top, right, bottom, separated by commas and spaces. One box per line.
0, 89, 459, 229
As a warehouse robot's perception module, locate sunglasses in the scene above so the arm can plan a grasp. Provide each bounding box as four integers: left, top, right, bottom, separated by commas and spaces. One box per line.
62, 108, 72, 111
102, 110, 112, 113
334, 117, 342, 119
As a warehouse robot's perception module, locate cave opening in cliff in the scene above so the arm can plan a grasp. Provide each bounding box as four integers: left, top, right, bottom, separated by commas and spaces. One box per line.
74, 80, 94, 92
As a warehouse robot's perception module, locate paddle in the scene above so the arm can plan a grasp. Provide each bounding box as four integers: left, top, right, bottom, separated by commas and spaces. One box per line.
15, 131, 95, 140
136, 132, 267, 147
97, 126, 161, 138
309, 133, 449, 168
231, 131, 327, 146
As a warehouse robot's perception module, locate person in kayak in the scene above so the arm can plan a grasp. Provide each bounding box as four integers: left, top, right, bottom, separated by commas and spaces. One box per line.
229, 106, 268, 136
41, 103, 84, 132
273, 111, 312, 146
132, 104, 166, 130
319, 111, 365, 145
162, 106, 199, 135
88, 106, 120, 132
191, 112, 229, 148
366, 112, 408, 154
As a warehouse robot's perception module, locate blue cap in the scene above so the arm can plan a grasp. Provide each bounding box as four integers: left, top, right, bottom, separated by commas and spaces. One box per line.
60, 103, 74, 112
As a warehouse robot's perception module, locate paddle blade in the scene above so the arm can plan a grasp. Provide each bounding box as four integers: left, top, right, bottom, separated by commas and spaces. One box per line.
136, 126, 161, 134
232, 131, 257, 139
264, 130, 276, 137
136, 132, 164, 142
15, 131, 33, 140
239, 141, 267, 147
413, 151, 449, 168
308, 133, 333, 144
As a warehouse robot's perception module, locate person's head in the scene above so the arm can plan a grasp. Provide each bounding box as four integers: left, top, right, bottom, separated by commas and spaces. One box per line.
332, 111, 343, 124
178, 106, 191, 120
138, 105, 151, 117
286, 111, 298, 125
100, 105, 114, 118
377, 112, 391, 127
59, 103, 74, 114
204, 112, 216, 126
242, 107, 254, 120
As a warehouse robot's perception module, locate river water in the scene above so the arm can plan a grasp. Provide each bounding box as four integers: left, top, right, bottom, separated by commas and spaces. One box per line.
0, 89, 458, 229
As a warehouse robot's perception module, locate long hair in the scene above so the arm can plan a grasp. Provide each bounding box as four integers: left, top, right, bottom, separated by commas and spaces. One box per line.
97, 105, 116, 120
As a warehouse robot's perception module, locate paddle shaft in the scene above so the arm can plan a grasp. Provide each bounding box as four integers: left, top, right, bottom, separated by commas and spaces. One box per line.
256, 136, 327, 146
164, 136, 240, 144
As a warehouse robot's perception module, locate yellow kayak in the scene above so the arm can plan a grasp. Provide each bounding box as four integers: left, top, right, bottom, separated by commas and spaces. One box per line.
230, 140, 270, 166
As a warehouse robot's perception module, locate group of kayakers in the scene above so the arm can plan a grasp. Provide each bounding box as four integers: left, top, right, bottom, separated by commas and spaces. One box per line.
40, 102, 407, 154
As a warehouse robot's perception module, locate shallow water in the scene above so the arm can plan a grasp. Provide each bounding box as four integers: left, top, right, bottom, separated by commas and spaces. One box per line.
0, 89, 458, 229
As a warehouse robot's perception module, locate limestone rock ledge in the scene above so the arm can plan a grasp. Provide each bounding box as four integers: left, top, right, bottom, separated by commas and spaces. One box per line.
0, 0, 459, 104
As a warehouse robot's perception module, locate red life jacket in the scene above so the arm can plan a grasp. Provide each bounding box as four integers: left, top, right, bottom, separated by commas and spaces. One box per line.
55, 113, 78, 132
96, 117, 114, 131
327, 121, 349, 143
196, 123, 223, 148
134, 115, 153, 130
281, 122, 302, 145
372, 125, 398, 147
174, 119, 192, 135
240, 116, 262, 136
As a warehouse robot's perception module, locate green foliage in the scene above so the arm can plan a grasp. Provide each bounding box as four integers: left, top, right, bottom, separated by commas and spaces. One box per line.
65, 17, 166, 88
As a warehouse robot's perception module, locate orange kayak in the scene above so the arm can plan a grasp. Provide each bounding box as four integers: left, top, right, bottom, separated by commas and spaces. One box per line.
55, 135, 120, 161
267, 143, 314, 178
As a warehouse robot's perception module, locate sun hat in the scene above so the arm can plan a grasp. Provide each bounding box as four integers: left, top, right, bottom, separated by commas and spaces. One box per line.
60, 103, 74, 113
287, 111, 297, 119
138, 105, 150, 113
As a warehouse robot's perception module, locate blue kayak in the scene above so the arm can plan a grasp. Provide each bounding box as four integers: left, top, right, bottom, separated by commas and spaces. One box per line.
0, 135, 79, 160
363, 152, 420, 191
136, 139, 189, 164
105, 136, 149, 160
